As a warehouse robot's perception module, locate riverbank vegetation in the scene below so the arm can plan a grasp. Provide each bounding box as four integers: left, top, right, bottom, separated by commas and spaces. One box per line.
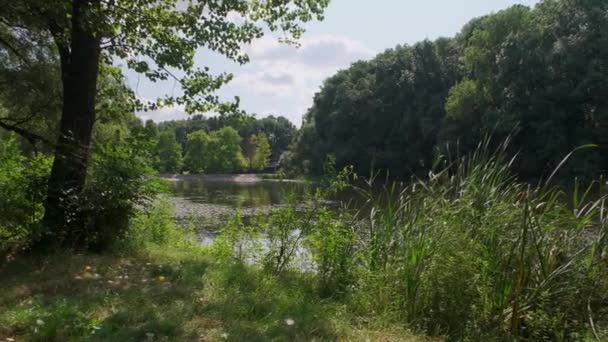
151, 115, 295, 174
284, 0, 608, 181
2, 140, 607, 340
2, 0, 608, 340
1, 198, 428, 341
212, 140, 608, 340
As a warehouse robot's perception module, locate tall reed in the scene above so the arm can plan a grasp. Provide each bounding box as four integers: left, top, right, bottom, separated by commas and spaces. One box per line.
349, 138, 607, 339
212, 138, 607, 339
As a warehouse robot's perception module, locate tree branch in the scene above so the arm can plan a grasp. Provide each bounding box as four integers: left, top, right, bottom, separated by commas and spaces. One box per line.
0, 120, 52, 146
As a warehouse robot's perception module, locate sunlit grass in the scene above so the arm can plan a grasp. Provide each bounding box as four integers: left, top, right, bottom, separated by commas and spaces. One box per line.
2, 139, 605, 341
0, 246, 431, 341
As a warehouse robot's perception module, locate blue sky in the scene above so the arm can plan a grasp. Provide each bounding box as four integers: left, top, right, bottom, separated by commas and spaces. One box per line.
130, 0, 538, 125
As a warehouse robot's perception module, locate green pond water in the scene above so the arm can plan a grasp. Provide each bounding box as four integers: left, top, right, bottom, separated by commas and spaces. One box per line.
166, 174, 308, 231
165, 174, 315, 250
168, 175, 301, 208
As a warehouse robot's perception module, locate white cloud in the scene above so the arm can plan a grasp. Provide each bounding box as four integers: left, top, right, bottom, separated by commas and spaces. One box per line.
245, 34, 375, 67
224, 34, 375, 125
137, 105, 188, 122
133, 34, 375, 125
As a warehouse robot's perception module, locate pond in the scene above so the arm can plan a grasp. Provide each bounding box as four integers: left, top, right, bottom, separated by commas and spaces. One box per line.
165, 174, 308, 231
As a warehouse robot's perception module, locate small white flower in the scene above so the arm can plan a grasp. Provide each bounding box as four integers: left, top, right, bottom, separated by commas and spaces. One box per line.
284, 318, 295, 326
36, 319, 45, 326
145, 332, 155, 340
221, 332, 229, 339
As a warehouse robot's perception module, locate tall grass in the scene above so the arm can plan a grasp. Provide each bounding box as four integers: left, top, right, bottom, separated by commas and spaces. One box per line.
215, 138, 608, 340
349, 138, 608, 339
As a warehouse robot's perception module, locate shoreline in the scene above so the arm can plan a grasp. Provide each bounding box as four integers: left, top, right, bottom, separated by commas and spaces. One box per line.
157, 173, 306, 183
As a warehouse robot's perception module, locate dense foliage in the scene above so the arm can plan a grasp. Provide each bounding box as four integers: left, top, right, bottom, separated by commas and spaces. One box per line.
152, 114, 296, 173
287, 0, 608, 180
1, 0, 607, 340
152, 131, 183, 173
0, 136, 52, 254
0, 117, 163, 253
184, 127, 246, 174
1, 0, 328, 248
217, 142, 608, 340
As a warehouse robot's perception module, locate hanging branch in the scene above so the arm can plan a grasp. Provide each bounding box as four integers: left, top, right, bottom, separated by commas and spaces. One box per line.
0, 120, 53, 146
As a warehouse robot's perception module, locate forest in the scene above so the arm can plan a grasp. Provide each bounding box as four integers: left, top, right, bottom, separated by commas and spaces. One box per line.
149, 114, 296, 173
284, 1, 608, 180
1, 0, 607, 341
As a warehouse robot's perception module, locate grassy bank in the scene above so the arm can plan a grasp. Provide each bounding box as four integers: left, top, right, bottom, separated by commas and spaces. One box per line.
0, 235, 427, 341
2, 141, 607, 341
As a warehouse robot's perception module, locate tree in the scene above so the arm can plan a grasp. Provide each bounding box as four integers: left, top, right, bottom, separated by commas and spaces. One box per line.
442, 1, 608, 177
155, 113, 296, 164
153, 131, 183, 173
185, 127, 245, 174
184, 130, 212, 174
239, 115, 297, 161
212, 127, 246, 173
1, 0, 329, 247
243, 133, 259, 170
251, 132, 271, 171
244, 132, 272, 171
287, 1, 608, 180
0, 25, 61, 151
288, 40, 458, 177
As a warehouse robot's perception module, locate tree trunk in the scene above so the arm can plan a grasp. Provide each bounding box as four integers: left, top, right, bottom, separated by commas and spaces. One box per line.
40, 0, 101, 248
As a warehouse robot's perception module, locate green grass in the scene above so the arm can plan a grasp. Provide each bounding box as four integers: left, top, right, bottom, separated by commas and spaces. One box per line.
2, 140, 607, 341
341, 139, 608, 340
0, 245, 432, 341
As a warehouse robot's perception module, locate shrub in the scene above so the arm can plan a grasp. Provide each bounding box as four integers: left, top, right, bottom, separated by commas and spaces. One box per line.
0, 136, 52, 255
305, 207, 355, 297
78, 140, 166, 251
119, 196, 192, 252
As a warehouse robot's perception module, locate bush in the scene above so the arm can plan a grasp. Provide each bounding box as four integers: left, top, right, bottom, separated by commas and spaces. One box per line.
305, 207, 355, 297
118, 196, 193, 252
211, 164, 356, 294
212, 201, 315, 275
77, 140, 166, 251
0, 136, 52, 255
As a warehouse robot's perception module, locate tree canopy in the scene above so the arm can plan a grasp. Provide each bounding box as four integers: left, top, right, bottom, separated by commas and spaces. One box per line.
153, 131, 183, 174
185, 127, 246, 174
286, 0, 608, 180
248, 132, 272, 171
0, 0, 329, 246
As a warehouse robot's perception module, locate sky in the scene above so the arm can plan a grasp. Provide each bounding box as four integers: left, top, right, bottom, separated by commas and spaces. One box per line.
129, 0, 539, 126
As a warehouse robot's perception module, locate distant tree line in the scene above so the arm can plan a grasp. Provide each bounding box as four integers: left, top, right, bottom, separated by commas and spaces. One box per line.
285, 0, 608, 180
148, 114, 295, 174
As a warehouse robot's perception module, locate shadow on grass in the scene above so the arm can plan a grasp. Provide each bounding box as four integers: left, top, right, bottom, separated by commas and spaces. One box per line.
199, 262, 340, 341
0, 252, 344, 341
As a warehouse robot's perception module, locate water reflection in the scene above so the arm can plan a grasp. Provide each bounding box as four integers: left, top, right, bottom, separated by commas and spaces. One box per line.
166, 175, 310, 229
169, 175, 302, 209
